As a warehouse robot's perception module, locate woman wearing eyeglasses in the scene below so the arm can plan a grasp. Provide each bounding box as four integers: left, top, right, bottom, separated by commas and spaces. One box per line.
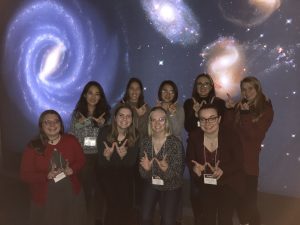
20, 110, 86, 225
156, 80, 185, 141
225, 76, 274, 225
139, 107, 185, 225
184, 73, 225, 133
186, 104, 244, 225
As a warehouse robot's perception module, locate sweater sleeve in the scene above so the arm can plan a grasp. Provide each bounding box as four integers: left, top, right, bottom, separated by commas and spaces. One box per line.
238, 102, 274, 145
169, 105, 185, 138
20, 147, 48, 184
184, 99, 199, 132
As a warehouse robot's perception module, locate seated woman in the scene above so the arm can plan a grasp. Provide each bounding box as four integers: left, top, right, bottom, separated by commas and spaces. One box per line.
20, 110, 86, 225
139, 106, 184, 225
186, 104, 244, 225
96, 104, 139, 225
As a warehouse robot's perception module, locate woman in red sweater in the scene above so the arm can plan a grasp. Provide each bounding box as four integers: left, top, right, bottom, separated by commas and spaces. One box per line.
20, 110, 86, 225
226, 76, 274, 225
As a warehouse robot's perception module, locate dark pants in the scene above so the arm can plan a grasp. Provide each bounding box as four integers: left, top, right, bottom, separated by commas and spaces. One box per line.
191, 181, 237, 225
237, 175, 260, 225
141, 183, 181, 225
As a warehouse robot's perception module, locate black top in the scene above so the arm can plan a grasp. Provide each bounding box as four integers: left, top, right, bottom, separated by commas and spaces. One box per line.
183, 96, 226, 133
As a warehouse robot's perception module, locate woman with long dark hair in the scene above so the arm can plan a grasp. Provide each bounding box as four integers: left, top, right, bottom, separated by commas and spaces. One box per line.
184, 73, 225, 133
119, 77, 150, 138
21, 110, 86, 225
70, 81, 110, 217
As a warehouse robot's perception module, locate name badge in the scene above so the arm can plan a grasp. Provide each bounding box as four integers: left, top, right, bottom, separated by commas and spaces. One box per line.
204, 174, 217, 185
152, 176, 164, 186
84, 137, 96, 146
54, 172, 66, 183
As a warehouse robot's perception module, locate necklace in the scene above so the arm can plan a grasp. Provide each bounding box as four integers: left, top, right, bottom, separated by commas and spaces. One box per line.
49, 135, 61, 144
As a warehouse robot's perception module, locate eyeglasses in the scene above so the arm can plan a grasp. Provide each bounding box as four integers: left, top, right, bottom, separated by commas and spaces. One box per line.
199, 116, 219, 124
43, 119, 60, 126
150, 117, 166, 124
197, 82, 211, 88
161, 89, 175, 95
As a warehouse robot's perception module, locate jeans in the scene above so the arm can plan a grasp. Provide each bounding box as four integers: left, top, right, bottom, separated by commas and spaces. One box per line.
140, 183, 181, 225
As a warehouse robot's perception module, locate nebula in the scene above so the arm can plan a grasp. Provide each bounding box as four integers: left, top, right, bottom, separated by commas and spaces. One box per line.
201, 37, 246, 98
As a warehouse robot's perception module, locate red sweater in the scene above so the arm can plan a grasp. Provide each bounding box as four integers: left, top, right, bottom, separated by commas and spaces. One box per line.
224, 101, 274, 176
20, 134, 85, 205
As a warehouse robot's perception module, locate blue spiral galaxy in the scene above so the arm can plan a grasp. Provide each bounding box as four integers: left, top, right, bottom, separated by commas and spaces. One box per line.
3, 0, 122, 124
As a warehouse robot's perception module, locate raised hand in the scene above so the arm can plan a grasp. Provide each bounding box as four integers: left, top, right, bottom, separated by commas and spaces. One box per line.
135, 104, 147, 117
103, 141, 115, 161
225, 93, 235, 109
92, 112, 106, 126
168, 102, 177, 115
191, 160, 206, 177
140, 151, 154, 171
155, 154, 168, 172
116, 139, 128, 160
64, 159, 73, 176
192, 98, 206, 117
207, 160, 223, 180
77, 112, 87, 124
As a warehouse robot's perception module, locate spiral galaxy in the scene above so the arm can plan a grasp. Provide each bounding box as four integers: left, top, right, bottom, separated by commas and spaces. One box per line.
140, 0, 201, 45
3, 0, 121, 123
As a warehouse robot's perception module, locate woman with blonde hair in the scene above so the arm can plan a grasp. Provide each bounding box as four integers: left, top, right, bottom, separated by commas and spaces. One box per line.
226, 76, 274, 225
139, 106, 184, 225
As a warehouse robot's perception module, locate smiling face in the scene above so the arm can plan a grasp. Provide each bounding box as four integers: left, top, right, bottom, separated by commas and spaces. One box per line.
150, 109, 167, 135
196, 76, 212, 97
161, 84, 175, 103
85, 85, 101, 108
115, 107, 133, 130
128, 81, 141, 103
241, 82, 257, 102
199, 108, 221, 135
42, 113, 61, 138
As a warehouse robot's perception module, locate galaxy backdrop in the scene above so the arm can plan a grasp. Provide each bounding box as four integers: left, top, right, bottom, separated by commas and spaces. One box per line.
0, 0, 299, 197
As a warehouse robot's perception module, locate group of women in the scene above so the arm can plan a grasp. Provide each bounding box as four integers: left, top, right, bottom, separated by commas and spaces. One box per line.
20, 73, 273, 225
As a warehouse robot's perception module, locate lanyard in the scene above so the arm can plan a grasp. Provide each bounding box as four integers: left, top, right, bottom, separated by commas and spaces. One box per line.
203, 146, 218, 173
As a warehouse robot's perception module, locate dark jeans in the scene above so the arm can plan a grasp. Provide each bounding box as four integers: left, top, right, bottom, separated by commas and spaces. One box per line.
237, 175, 260, 225
191, 181, 237, 225
141, 183, 181, 225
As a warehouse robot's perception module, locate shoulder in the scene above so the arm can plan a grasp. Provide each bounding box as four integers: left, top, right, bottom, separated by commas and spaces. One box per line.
184, 98, 193, 108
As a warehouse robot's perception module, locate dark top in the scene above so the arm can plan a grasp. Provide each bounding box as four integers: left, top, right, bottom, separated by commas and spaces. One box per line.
184, 96, 226, 133
139, 135, 185, 191
186, 126, 244, 195
97, 126, 139, 169
224, 101, 274, 176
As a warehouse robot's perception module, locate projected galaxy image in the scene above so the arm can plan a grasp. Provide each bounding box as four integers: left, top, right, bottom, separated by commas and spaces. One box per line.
1, 0, 300, 197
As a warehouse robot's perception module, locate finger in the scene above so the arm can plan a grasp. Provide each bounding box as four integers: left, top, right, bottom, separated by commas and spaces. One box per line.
79, 112, 85, 118
226, 93, 232, 100
141, 103, 146, 109
144, 151, 148, 159
99, 112, 106, 119
191, 160, 199, 166
163, 154, 168, 161
103, 141, 109, 149
215, 160, 220, 168
121, 139, 128, 147
192, 97, 196, 104
206, 162, 214, 171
